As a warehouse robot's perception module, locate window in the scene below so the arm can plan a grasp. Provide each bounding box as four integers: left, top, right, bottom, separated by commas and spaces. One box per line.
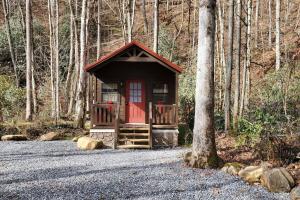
129, 82, 142, 102
153, 83, 168, 104
102, 83, 118, 102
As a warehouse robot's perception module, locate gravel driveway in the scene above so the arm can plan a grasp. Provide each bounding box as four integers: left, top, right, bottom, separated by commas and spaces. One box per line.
0, 141, 289, 200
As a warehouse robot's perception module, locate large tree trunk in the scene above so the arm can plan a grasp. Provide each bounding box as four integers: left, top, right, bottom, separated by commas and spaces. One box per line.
233, 0, 242, 132
224, 0, 234, 133
2, 0, 19, 86
153, 0, 159, 52
275, 0, 281, 71
186, 0, 220, 169
75, 0, 88, 128
25, 0, 33, 121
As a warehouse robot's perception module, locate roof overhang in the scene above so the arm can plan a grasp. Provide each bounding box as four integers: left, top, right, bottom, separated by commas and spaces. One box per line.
84, 41, 182, 74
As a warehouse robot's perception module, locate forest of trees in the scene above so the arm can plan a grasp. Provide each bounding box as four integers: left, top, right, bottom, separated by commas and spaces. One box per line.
0, 0, 299, 162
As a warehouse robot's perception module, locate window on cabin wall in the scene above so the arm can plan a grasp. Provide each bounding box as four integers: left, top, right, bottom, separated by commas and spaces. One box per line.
153, 83, 168, 104
102, 83, 118, 103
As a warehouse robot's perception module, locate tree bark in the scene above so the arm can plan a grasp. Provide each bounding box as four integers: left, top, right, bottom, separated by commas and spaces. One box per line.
65, 8, 74, 100
97, 0, 101, 58
186, 0, 220, 169
141, 0, 148, 34
224, 0, 234, 132
153, 0, 159, 52
268, 0, 272, 47
2, 0, 19, 86
275, 0, 281, 71
75, 0, 88, 128
233, 0, 242, 132
25, 0, 33, 121
126, 0, 136, 43
254, 0, 259, 48
240, 0, 252, 116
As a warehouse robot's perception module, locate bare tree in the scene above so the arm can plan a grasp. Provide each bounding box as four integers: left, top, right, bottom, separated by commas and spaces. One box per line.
48, 0, 60, 120
268, 0, 272, 47
141, 0, 148, 34
233, 0, 242, 131
2, 0, 19, 86
97, 0, 102, 58
254, 0, 260, 48
25, 0, 33, 121
275, 0, 281, 71
126, 0, 136, 42
186, 0, 220, 169
240, 0, 252, 116
153, 0, 159, 52
224, 0, 234, 132
75, 0, 88, 128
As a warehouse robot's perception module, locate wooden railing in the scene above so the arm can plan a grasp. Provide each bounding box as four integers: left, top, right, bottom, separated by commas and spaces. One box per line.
91, 103, 117, 126
152, 104, 177, 125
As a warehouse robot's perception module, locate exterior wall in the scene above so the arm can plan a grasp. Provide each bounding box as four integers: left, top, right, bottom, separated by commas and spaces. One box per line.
93, 62, 176, 124
90, 129, 114, 147
152, 129, 179, 147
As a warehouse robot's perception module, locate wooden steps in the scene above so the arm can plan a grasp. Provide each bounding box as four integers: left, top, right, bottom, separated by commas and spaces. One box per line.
117, 124, 151, 149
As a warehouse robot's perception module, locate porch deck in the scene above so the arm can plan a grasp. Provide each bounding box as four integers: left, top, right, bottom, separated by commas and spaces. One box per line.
89, 103, 178, 149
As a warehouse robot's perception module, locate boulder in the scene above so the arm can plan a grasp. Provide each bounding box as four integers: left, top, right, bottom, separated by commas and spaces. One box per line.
261, 168, 295, 193
238, 166, 264, 183
183, 152, 192, 163
1, 135, 27, 141
290, 186, 300, 200
77, 136, 103, 150
72, 136, 81, 142
221, 162, 245, 175
40, 132, 60, 141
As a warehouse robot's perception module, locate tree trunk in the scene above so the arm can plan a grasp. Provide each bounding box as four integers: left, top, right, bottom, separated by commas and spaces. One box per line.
65, 9, 74, 100
55, 0, 60, 121
141, 0, 148, 34
233, 0, 242, 132
268, 0, 272, 47
25, 0, 33, 121
97, 0, 101, 58
217, 0, 226, 85
254, 0, 259, 48
75, 0, 88, 128
275, 0, 281, 71
240, 0, 252, 116
2, 0, 19, 86
126, 0, 136, 43
67, 0, 79, 116
224, 0, 234, 132
186, 0, 220, 169
153, 0, 159, 52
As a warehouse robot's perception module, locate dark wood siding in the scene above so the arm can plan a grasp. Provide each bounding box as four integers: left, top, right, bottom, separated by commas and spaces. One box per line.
93, 62, 176, 124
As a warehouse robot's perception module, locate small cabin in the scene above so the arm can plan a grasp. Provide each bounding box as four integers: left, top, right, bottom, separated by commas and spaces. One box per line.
85, 41, 182, 149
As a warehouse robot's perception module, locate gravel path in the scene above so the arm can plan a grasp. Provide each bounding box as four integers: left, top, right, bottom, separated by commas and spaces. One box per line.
0, 141, 289, 200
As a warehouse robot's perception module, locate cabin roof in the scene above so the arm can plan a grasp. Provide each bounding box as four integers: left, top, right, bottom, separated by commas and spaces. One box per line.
84, 41, 182, 73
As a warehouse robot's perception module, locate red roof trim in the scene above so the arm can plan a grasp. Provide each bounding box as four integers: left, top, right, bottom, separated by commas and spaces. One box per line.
84, 41, 182, 73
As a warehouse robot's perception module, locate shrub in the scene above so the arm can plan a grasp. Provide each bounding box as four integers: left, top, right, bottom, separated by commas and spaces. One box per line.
0, 75, 25, 120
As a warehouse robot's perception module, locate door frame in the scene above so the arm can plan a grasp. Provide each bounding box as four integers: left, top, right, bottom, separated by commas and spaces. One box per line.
125, 79, 146, 123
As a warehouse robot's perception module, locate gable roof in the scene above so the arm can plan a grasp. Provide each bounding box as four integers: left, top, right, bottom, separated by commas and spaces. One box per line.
84, 41, 182, 73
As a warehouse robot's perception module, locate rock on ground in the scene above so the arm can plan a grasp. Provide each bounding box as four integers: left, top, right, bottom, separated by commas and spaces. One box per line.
0, 141, 290, 200
238, 166, 264, 183
40, 132, 60, 141
290, 186, 300, 200
1, 135, 27, 141
77, 136, 103, 150
261, 168, 295, 193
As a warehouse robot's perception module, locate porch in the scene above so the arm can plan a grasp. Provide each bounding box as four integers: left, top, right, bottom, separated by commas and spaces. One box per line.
89, 103, 178, 149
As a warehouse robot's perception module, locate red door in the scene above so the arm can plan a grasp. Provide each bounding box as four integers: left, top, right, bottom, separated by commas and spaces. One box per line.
126, 80, 146, 123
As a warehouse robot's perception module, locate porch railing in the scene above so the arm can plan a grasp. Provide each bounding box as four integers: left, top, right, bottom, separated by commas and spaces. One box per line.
91, 103, 117, 126
152, 104, 177, 125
